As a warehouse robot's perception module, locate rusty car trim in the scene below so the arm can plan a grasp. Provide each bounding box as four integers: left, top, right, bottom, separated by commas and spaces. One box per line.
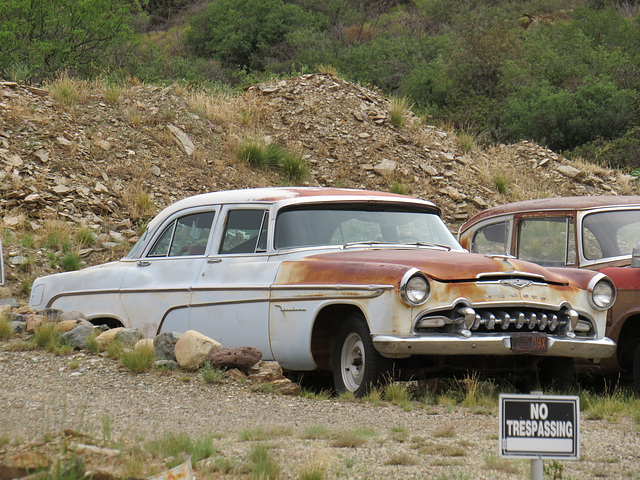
372, 334, 617, 358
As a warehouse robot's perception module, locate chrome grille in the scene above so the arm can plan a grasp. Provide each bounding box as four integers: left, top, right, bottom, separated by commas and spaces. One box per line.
415, 305, 594, 337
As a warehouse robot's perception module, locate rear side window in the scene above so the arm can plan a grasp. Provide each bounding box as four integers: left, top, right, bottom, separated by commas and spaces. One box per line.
219, 210, 269, 254
148, 211, 215, 257
471, 221, 510, 255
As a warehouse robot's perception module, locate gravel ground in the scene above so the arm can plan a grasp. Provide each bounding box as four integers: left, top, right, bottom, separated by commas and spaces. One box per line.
0, 345, 639, 479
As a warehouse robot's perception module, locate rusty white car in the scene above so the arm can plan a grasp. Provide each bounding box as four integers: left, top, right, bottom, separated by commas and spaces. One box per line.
29, 188, 616, 394
459, 196, 640, 389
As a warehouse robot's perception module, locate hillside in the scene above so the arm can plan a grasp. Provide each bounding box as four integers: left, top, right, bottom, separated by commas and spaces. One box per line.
0, 73, 637, 300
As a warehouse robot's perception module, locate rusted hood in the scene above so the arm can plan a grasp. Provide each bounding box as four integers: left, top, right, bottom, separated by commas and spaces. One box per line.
273, 248, 573, 286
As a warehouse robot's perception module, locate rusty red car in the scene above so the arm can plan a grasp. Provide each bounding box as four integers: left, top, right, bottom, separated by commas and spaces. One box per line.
459, 196, 640, 389
29, 188, 616, 394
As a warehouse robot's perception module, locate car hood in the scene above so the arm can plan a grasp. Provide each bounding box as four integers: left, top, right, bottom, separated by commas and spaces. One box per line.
274, 248, 573, 286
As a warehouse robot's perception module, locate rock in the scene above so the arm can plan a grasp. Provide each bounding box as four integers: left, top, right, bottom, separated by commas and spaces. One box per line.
56, 320, 78, 333
95, 327, 124, 351
10, 320, 25, 334
37, 308, 63, 321
373, 158, 397, 176
25, 314, 47, 332
59, 311, 87, 323
271, 379, 302, 396
167, 124, 195, 156
224, 368, 248, 383
556, 165, 583, 179
61, 324, 95, 349
115, 328, 145, 348
155, 359, 180, 370
0, 304, 12, 315
154, 332, 181, 361
134, 338, 154, 352
208, 346, 262, 370
174, 330, 221, 370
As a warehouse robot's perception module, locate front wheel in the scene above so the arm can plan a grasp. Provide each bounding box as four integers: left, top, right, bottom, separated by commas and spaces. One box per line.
332, 314, 390, 396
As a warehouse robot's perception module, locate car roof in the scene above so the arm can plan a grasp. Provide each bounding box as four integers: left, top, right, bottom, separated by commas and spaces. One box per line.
460, 195, 640, 231
148, 187, 440, 232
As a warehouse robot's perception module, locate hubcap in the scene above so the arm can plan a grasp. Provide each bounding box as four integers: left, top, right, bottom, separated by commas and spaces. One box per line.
341, 332, 365, 392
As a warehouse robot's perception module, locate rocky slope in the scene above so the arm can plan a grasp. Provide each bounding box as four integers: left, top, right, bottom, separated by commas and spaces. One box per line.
0, 74, 637, 299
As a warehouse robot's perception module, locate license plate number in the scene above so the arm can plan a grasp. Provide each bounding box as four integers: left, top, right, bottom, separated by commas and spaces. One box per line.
510, 333, 548, 353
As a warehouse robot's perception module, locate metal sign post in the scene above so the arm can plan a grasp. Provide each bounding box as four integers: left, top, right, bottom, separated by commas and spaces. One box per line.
499, 393, 580, 480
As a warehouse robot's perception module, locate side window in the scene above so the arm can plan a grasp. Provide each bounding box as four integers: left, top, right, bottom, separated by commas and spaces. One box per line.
220, 210, 269, 254
472, 221, 509, 255
147, 211, 215, 257
517, 217, 575, 266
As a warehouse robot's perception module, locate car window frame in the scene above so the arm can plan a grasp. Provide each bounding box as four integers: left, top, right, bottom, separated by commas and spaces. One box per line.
214, 205, 272, 256
514, 214, 577, 267
141, 206, 219, 259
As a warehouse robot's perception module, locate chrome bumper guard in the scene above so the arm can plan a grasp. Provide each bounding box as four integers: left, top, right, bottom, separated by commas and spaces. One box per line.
372, 334, 617, 359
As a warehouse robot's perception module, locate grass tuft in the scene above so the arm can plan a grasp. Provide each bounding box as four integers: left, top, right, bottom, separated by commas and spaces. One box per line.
120, 343, 155, 373
389, 96, 413, 128
200, 361, 226, 384
0, 315, 13, 339
249, 444, 280, 480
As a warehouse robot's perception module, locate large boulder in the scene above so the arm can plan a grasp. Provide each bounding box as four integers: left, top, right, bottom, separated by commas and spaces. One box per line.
115, 328, 144, 348
58, 310, 87, 323
61, 324, 96, 349
25, 314, 47, 333
208, 346, 262, 370
174, 330, 221, 370
95, 327, 124, 351
153, 332, 181, 361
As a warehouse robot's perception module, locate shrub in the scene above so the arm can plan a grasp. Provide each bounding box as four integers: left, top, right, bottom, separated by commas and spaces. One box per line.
60, 253, 82, 271
121, 344, 155, 373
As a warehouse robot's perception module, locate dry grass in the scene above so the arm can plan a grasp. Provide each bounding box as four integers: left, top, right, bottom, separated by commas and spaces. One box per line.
47, 72, 91, 106
122, 186, 156, 221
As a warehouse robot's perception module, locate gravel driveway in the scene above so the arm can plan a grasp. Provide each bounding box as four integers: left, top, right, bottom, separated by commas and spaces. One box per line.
0, 346, 638, 479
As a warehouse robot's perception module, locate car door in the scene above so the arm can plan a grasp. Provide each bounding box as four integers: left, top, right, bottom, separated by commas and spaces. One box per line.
120, 208, 217, 337
189, 206, 279, 358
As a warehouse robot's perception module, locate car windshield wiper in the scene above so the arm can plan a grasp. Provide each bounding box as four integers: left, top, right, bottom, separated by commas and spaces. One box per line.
402, 242, 452, 251
342, 241, 398, 248
342, 241, 452, 251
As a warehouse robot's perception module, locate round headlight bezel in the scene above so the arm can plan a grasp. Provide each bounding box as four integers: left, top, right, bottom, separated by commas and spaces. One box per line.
400, 269, 430, 306
588, 275, 616, 311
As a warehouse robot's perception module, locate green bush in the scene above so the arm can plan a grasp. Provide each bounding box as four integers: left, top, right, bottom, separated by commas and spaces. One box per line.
569, 126, 640, 170
0, 0, 143, 81
186, 0, 328, 71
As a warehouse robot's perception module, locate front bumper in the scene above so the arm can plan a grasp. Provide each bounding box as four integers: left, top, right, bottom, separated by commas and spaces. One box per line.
372, 334, 617, 359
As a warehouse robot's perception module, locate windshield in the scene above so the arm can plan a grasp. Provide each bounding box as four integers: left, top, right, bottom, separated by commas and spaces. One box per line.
274, 204, 463, 250
582, 209, 640, 261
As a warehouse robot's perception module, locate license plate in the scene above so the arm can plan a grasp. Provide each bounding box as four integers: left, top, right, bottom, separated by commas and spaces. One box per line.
510, 332, 548, 353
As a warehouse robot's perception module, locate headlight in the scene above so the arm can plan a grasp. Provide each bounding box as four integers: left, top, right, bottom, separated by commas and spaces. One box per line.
588, 276, 616, 310
401, 269, 430, 306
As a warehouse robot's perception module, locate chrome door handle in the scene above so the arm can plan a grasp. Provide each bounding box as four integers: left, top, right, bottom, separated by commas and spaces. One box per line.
207, 258, 222, 264
136, 260, 151, 267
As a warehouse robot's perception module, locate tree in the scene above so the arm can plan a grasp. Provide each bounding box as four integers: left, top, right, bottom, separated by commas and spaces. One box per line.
186, 0, 327, 71
0, 0, 144, 81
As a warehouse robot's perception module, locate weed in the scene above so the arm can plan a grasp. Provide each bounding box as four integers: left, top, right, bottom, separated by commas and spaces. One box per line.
106, 339, 125, 360
581, 383, 639, 421
43, 454, 86, 480
301, 389, 332, 401
330, 428, 376, 448
433, 425, 456, 438
239, 426, 289, 442
389, 181, 408, 195
492, 172, 510, 195
20, 234, 34, 248
67, 359, 80, 370
544, 460, 564, 480
145, 432, 216, 468
85, 332, 99, 354
383, 382, 413, 410
301, 425, 329, 440
75, 227, 96, 247
297, 453, 328, 480
21, 279, 32, 296
389, 96, 413, 128
179, 375, 191, 383
101, 413, 114, 443
249, 444, 280, 480
0, 315, 13, 339
48, 72, 90, 107
61, 239, 73, 253
278, 151, 308, 183
102, 83, 122, 104
236, 138, 277, 169
34, 322, 71, 354
60, 253, 82, 271
200, 361, 225, 384
120, 343, 155, 373
385, 452, 418, 466
315, 64, 338, 76
483, 454, 521, 474
457, 131, 477, 153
